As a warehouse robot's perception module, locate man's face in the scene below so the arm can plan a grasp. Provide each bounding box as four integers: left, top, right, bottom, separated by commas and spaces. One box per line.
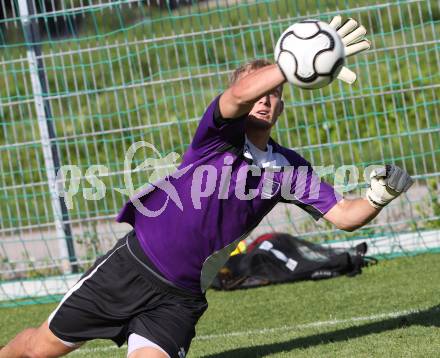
247, 86, 284, 130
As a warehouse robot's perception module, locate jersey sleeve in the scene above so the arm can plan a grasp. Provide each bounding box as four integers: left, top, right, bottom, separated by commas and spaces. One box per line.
189, 95, 246, 157
280, 150, 342, 220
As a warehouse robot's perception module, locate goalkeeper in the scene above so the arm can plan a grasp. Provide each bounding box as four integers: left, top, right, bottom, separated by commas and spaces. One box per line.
1, 17, 413, 358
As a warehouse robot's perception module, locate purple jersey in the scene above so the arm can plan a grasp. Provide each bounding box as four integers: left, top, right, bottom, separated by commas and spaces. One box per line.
117, 96, 341, 293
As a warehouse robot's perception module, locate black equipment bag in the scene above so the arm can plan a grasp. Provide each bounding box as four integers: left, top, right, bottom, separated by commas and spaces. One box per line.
211, 233, 377, 290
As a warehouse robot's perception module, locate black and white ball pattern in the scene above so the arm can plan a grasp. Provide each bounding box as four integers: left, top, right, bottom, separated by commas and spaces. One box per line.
274, 20, 345, 89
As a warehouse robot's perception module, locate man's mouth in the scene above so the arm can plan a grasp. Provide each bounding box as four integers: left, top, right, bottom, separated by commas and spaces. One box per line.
256, 110, 269, 116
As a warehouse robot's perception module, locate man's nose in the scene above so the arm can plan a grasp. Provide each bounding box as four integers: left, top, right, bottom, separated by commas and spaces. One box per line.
259, 95, 271, 106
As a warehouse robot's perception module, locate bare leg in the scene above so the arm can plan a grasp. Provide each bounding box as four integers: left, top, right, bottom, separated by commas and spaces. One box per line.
0, 320, 79, 358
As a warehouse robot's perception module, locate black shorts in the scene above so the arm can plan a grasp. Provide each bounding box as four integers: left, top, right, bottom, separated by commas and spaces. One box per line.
48, 231, 208, 358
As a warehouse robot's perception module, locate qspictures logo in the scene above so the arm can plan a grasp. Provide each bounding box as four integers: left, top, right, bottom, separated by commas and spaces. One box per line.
55, 141, 381, 217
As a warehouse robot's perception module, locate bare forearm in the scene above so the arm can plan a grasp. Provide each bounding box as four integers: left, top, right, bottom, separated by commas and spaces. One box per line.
324, 198, 380, 232
219, 64, 285, 118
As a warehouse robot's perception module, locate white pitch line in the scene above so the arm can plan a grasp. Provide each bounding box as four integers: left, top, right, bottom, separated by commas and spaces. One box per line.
72, 306, 434, 356
195, 307, 426, 341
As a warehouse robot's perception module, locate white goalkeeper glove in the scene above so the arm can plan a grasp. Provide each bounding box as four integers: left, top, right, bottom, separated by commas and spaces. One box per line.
366, 165, 414, 209
328, 16, 371, 84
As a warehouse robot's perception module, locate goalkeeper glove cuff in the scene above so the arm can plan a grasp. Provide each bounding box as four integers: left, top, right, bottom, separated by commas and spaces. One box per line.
366, 165, 414, 209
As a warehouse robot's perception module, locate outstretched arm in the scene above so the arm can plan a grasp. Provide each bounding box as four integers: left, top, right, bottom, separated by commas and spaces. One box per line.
324, 198, 379, 232
219, 64, 285, 119
324, 165, 413, 232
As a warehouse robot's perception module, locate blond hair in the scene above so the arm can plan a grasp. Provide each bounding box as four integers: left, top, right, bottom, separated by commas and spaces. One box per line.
229, 59, 272, 85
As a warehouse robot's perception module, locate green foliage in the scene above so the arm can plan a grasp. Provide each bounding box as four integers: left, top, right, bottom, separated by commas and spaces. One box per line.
0, 0, 439, 235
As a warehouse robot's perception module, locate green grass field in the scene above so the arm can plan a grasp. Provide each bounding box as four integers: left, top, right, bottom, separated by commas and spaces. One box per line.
1, 253, 439, 357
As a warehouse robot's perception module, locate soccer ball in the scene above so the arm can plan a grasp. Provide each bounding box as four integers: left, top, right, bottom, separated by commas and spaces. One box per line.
274, 20, 345, 89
